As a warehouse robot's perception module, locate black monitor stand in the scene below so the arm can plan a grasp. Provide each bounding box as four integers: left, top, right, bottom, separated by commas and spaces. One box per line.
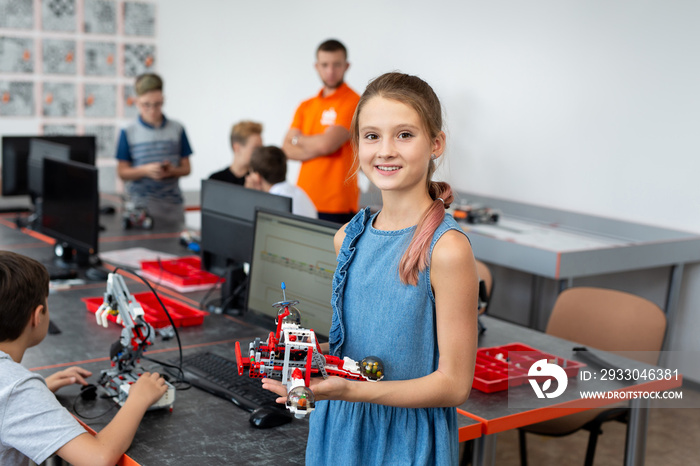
14, 194, 41, 230
53, 242, 92, 267
218, 264, 248, 316
52, 242, 108, 281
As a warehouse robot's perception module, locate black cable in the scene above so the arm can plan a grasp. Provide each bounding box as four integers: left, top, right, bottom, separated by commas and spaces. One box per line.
203, 295, 224, 310
142, 355, 192, 391
199, 272, 226, 311
72, 396, 117, 419
109, 267, 185, 387
215, 271, 248, 315
155, 256, 166, 286
71, 385, 118, 420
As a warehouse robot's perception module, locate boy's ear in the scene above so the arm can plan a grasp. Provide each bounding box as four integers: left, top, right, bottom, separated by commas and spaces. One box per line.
30, 304, 45, 328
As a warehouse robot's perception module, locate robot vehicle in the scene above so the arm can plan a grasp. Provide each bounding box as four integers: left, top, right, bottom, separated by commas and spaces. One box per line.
235, 283, 385, 418
122, 200, 154, 230
453, 203, 500, 225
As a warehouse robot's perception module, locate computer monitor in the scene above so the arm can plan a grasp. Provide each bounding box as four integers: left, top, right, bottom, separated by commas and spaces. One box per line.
28, 139, 71, 199
200, 179, 292, 313
41, 158, 100, 267
1, 135, 96, 197
246, 209, 339, 338
43, 135, 96, 166
1, 137, 31, 197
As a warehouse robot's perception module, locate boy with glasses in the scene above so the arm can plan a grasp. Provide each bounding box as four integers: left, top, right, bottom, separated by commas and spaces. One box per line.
116, 73, 193, 229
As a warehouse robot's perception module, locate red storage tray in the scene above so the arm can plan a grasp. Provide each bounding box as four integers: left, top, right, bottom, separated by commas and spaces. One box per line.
472, 342, 585, 393
140, 256, 222, 287
83, 292, 209, 329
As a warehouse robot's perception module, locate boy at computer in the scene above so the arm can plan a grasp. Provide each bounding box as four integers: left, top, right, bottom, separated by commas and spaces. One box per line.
0, 251, 167, 466
209, 120, 263, 184
245, 145, 318, 219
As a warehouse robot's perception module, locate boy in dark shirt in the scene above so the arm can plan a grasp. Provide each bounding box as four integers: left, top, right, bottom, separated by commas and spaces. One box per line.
209, 120, 263, 184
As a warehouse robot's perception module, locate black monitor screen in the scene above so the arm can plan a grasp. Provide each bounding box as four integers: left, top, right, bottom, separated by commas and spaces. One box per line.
247, 209, 339, 338
41, 158, 99, 256
200, 179, 292, 273
43, 135, 96, 166
28, 139, 71, 198
2, 135, 96, 197
2, 137, 31, 196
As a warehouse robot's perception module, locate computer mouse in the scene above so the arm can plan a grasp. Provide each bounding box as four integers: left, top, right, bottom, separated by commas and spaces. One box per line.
80, 384, 98, 401
248, 405, 293, 429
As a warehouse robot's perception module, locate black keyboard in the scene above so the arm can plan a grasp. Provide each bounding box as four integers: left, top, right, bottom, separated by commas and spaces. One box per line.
171, 351, 283, 413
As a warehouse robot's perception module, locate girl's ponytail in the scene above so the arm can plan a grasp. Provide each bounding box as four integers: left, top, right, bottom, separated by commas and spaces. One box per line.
398, 181, 453, 286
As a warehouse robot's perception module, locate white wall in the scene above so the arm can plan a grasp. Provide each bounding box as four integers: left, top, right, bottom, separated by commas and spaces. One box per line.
156, 0, 700, 377
161, 0, 700, 230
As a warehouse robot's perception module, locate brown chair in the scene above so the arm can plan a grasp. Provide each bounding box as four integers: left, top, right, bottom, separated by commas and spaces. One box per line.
518, 287, 667, 466
475, 259, 493, 315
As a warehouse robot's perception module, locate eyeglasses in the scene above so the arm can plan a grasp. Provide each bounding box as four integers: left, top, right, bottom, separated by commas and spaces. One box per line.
140, 101, 163, 109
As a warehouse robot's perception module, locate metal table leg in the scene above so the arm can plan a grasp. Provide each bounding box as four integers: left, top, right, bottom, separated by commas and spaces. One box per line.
472, 433, 498, 466
625, 398, 650, 466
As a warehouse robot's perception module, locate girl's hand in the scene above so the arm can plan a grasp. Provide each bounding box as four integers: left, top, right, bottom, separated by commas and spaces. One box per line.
307, 376, 349, 401
261, 378, 288, 404
261, 376, 350, 404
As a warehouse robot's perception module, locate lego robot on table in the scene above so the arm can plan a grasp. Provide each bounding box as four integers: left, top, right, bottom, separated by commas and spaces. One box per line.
235, 283, 385, 418
94, 272, 175, 410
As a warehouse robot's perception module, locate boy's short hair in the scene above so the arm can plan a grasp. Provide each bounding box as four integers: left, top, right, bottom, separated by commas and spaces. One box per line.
230, 121, 263, 147
317, 39, 348, 59
250, 146, 287, 185
0, 251, 49, 342
135, 73, 163, 96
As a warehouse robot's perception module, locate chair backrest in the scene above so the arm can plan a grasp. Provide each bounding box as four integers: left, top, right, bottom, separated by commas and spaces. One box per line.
546, 287, 666, 365
475, 259, 493, 315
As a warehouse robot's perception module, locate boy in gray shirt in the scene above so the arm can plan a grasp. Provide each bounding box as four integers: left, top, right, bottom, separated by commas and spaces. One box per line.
0, 251, 167, 466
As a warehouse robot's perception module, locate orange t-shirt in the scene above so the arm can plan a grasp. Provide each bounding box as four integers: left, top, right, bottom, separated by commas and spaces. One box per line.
291, 82, 360, 214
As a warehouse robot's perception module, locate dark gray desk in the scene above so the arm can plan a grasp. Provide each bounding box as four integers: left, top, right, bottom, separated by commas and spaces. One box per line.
0, 213, 311, 464
0, 216, 478, 464
29, 283, 310, 465
453, 192, 700, 349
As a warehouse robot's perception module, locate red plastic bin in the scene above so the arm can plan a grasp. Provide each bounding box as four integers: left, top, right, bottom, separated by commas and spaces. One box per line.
140, 256, 222, 287
83, 292, 209, 329
472, 342, 585, 393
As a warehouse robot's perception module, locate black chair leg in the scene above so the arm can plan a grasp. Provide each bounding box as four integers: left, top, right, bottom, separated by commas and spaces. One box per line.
584, 423, 602, 466
518, 429, 528, 466
459, 440, 474, 466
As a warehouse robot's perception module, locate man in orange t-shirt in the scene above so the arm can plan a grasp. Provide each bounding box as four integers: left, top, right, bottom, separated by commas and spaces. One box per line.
283, 39, 360, 224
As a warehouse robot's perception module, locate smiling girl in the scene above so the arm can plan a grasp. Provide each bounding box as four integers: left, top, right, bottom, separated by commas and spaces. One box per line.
264, 72, 478, 465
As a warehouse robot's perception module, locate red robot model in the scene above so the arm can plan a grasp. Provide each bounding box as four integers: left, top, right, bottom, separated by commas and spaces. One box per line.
235, 283, 385, 418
